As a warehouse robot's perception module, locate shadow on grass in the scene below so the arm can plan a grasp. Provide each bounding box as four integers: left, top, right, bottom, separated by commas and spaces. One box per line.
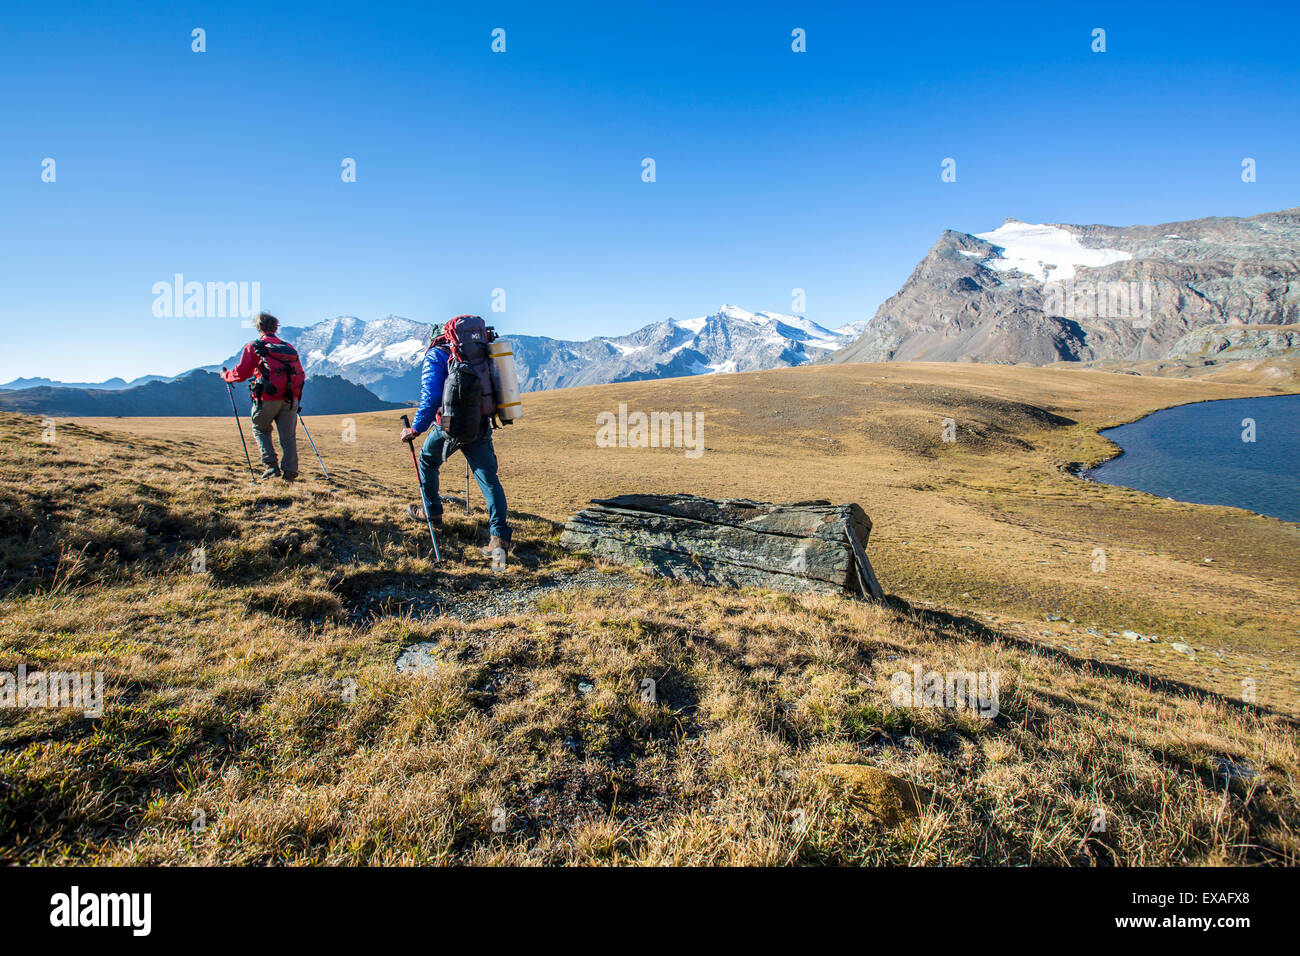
884, 594, 1300, 726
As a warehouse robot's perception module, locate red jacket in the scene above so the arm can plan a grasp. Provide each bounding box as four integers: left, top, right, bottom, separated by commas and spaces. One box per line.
223, 334, 305, 401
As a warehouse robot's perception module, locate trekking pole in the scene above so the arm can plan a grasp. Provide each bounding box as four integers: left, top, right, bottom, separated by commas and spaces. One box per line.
297, 407, 330, 481
401, 415, 441, 564
222, 368, 258, 483
465, 460, 472, 515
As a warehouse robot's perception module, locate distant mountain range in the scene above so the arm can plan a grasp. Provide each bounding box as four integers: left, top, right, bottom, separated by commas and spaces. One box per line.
231, 305, 863, 401
0, 374, 172, 391
2, 305, 860, 416
0, 370, 402, 417
832, 206, 1300, 366
18, 204, 1297, 419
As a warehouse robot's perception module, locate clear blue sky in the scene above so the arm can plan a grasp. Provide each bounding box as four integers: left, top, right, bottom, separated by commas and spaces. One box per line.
2, 0, 1297, 382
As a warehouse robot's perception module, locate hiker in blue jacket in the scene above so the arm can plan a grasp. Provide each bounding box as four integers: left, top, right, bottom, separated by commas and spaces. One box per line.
398, 320, 512, 557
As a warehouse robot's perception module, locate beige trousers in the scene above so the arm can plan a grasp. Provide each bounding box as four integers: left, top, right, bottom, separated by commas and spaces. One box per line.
251, 398, 299, 475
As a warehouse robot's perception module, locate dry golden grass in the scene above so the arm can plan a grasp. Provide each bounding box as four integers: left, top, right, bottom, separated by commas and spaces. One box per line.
1, 361, 1297, 865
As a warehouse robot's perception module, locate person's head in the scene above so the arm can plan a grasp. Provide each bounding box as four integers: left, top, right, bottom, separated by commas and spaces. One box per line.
256, 313, 279, 335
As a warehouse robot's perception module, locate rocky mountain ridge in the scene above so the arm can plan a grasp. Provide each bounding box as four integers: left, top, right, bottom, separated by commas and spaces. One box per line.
832, 207, 1300, 366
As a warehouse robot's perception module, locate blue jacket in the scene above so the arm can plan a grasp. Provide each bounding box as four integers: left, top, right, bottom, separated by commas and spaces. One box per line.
412, 346, 449, 434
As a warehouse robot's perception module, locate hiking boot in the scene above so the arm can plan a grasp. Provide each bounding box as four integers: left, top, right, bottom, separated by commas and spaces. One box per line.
407, 503, 443, 527
259, 467, 281, 480
282, 472, 298, 482
479, 535, 510, 557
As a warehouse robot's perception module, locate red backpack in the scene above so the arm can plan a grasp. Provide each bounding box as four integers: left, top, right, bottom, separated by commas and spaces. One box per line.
250, 338, 305, 402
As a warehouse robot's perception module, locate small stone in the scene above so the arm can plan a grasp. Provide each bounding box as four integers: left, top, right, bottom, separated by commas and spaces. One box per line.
1214, 757, 1260, 782
1171, 642, 1195, 656
395, 642, 442, 675
820, 764, 934, 829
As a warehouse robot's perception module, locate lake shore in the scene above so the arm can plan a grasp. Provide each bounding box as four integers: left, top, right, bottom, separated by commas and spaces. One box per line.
1087, 393, 1300, 523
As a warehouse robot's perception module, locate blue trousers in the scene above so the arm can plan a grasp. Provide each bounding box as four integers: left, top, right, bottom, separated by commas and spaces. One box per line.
418, 425, 512, 541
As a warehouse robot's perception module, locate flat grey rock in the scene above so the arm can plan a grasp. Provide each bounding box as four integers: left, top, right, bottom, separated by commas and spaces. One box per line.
559, 494, 884, 600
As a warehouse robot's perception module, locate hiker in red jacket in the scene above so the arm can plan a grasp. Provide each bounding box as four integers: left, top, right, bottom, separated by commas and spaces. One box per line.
222, 313, 306, 481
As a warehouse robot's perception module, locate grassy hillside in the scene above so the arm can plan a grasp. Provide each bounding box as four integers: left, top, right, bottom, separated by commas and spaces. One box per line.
0, 362, 1297, 864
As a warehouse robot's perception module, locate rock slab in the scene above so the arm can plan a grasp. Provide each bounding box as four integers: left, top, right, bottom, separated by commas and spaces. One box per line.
558, 494, 884, 600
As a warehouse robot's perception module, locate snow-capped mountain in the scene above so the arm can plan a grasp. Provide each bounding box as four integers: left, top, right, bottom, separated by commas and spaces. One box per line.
269, 306, 860, 401
277, 315, 431, 402
833, 207, 1300, 365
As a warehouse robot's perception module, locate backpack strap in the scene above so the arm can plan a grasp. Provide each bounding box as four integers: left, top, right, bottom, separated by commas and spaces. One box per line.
445, 318, 464, 363
251, 339, 272, 378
